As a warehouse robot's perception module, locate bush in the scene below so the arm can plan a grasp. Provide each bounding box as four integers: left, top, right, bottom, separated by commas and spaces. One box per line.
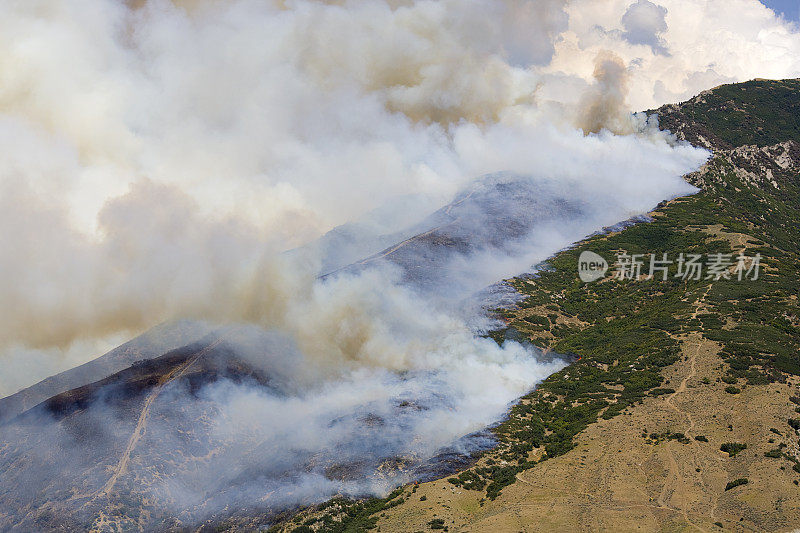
725, 478, 749, 491
695, 435, 709, 442
720, 442, 747, 457
725, 386, 741, 394
428, 518, 446, 530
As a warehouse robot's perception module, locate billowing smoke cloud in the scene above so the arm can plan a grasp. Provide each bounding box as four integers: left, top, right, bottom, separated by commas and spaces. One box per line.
0, 0, 724, 392
0, 0, 798, 525
578, 51, 632, 134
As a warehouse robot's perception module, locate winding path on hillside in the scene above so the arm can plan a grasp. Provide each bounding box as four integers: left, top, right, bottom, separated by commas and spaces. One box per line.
656, 283, 714, 532
90, 337, 224, 502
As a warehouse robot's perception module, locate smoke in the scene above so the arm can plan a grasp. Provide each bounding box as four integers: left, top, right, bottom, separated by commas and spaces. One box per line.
141, 325, 563, 518
0, 0, 798, 525
0, 0, 713, 391
578, 51, 633, 135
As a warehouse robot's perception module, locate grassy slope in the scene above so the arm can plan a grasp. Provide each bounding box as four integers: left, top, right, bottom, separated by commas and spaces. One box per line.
270, 79, 800, 533
655, 78, 800, 149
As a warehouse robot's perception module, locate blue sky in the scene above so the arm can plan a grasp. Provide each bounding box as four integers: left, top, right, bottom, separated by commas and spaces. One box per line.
760, 0, 800, 21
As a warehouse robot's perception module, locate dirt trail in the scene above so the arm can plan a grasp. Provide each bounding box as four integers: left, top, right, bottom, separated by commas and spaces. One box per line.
656, 284, 713, 531
90, 338, 224, 501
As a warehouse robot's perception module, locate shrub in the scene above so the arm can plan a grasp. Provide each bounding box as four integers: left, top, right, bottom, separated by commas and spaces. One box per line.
720, 442, 747, 457
725, 386, 741, 394
695, 435, 709, 442
725, 478, 749, 491
428, 518, 446, 530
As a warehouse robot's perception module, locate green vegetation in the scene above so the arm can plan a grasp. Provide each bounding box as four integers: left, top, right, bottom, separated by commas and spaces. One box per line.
725, 478, 749, 491
427, 518, 446, 530
446, 470, 486, 491
720, 443, 748, 457
289, 488, 408, 533
647, 432, 690, 445
656, 78, 800, 148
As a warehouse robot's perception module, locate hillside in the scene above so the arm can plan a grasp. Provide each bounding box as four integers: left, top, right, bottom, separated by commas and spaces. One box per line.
0, 320, 212, 424
2, 78, 798, 533
0, 335, 281, 532
273, 79, 800, 532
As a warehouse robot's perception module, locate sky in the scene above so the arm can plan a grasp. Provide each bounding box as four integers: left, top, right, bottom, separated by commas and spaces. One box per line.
761, 0, 800, 21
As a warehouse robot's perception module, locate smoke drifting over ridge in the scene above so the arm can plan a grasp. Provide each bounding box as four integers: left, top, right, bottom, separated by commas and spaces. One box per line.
0, 0, 798, 526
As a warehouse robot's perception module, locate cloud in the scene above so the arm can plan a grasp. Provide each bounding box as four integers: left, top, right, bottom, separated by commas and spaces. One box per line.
621, 0, 669, 54
550, 0, 800, 110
